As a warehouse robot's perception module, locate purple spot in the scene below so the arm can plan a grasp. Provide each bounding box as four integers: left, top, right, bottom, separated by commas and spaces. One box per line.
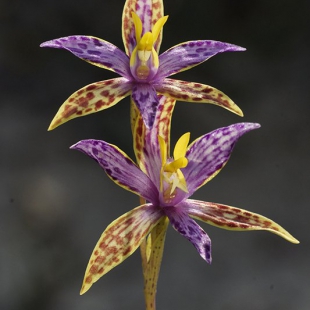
92, 39, 103, 47
196, 48, 207, 53
87, 50, 102, 56
78, 43, 87, 49
69, 47, 83, 54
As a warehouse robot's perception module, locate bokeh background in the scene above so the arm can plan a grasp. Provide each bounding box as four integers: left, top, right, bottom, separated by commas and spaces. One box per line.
1, 0, 309, 309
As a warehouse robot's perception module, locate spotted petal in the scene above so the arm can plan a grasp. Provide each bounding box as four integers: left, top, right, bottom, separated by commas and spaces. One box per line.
40, 36, 131, 78
80, 204, 164, 294
134, 95, 176, 187
122, 0, 164, 55
157, 40, 245, 79
184, 199, 299, 244
71, 139, 158, 203
48, 78, 132, 130
165, 207, 212, 263
131, 83, 159, 128
155, 78, 243, 117
184, 123, 260, 195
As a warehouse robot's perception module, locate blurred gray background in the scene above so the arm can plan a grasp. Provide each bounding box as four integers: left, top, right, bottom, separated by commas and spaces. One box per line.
1, 0, 309, 309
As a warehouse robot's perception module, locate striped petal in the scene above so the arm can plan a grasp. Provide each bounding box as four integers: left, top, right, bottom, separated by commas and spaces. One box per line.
133, 95, 176, 187
165, 207, 212, 263
131, 83, 159, 128
70, 139, 158, 203
184, 123, 260, 195
184, 199, 299, 244
157, 40, 245, 79
122, 0, 164, 55
40, 36, 131, 78
48, 78, 132, 130
155, 78, 243, 117
80, 204, 164, 294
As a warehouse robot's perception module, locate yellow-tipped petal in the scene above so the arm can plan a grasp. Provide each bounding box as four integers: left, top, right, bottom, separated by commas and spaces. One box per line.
80, 205, 162, 295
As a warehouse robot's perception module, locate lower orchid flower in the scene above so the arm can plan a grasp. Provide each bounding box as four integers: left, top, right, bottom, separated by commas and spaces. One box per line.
71, 122, 299, 294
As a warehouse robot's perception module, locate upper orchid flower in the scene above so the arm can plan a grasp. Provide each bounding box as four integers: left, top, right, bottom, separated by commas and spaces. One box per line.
71, 121, 299, 294
41, 0, 245, 129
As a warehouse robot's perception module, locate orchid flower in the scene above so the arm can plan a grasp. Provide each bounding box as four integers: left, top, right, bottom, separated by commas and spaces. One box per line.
41, 0, 245, 129
71, 121, 299, 295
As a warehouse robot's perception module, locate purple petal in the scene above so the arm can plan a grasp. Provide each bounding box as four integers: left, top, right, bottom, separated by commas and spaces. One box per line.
184, 123, 260, 195
164, 207, 212, 263
70, 139, 158, 204
131, 83, 159, 128
40, 36, 132, 78
157, 40, 245, 79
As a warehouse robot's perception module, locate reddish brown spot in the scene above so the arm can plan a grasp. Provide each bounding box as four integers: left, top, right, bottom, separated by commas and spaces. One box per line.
99, 242, 107, 250
77, 97, 88, 107
100, 90, 109, 97
68, 97, 75, 103
63, 106, 78, 118
95, 100, 104, 110
89, 265, 99, 274
263, 221, 272, 227
123, 246, 132, 256
76, 111, 82, 115
84, 108, 92, 113
232, 208, 242, 213
239, 224, 249, 229
85, 275, 93, 283
105, 80, 114, 86
217, 205, 229, 210
106, 246, 117, 255
95, 256, 105, 263
98, 267, 105, 274
112, 256, 120, 263
86, 92, 95, 100
86, 84, 97, 91
244, 212, 252, 217
77, 89, 84, 95
202, 87, 213, 94
94, 250, 99, 256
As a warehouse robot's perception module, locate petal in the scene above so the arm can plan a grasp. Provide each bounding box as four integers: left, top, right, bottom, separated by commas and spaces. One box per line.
184, 199, 299, 244
48, 78, 132, 130
40, 36, 131, 78
155, 78, 243, 117
157, 40, 245, 79
70, 139, 158, 203
165, 207, 212, 263
133, 95, 176, 188
131, 83, 159, 128
142, 216, 169, 309
80, 204, 164, 294
122, 0, 164, 55
184, 123, 260, 194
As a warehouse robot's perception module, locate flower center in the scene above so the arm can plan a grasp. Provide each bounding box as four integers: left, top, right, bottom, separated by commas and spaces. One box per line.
158, 133, 190, 202
130, 12, 168, 81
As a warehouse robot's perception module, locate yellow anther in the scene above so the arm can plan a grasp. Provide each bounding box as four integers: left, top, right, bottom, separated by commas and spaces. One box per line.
158, 133, 190, 196
165, 157, 188, 173
130, 11, 168, 73
174, 132, 190, 159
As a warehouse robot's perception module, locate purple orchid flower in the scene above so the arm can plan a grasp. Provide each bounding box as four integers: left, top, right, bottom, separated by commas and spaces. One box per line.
71, 121, 299, 294
41, 0, 244, 130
